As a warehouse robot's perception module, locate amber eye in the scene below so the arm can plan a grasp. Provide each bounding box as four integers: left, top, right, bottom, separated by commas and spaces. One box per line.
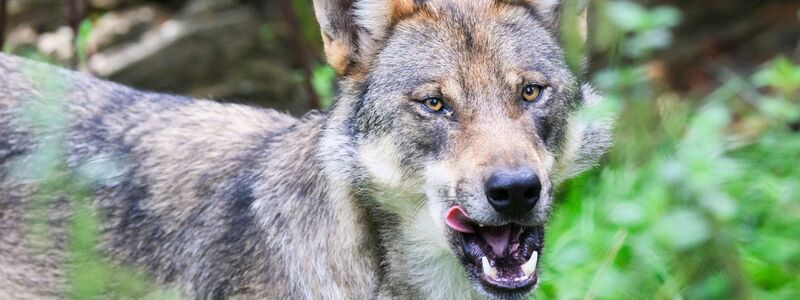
522, 84, 544, 102
422, 97, 444, 112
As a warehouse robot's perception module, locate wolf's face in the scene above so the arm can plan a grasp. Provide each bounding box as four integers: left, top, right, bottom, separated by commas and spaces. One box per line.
316, 0, 608, 298
357, 2, 572, 296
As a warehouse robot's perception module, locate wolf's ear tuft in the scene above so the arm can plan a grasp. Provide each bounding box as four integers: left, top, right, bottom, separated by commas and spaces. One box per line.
312, 0, 419, 75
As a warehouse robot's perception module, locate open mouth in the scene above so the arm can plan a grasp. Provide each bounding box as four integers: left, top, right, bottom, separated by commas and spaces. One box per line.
445, 206, 543, 293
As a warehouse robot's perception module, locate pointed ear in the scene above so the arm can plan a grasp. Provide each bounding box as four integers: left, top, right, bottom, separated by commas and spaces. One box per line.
312, 0, 417, 75
312, 0, 357, 75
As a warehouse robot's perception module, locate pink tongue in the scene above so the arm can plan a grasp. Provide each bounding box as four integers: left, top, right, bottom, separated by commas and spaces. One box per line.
444, 206, 511, 256
480, 226, 511, 256
444, 206, 476, 233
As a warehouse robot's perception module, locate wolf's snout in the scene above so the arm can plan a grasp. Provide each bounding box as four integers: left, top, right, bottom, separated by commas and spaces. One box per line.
485, 168, 541, 216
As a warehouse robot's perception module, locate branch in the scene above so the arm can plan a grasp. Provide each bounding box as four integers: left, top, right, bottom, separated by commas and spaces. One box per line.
0, 0, 7, 50
276, 0, 321, 110
67, 0, 85, 68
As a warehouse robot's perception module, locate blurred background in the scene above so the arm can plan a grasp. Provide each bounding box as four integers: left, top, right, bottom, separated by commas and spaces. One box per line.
2, 0, 798, 298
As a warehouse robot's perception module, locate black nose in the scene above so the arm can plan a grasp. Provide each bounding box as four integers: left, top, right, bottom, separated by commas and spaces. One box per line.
485, 168, 541, 216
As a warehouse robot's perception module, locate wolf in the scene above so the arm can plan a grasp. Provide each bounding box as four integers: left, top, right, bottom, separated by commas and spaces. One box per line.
0, 0, 612, 299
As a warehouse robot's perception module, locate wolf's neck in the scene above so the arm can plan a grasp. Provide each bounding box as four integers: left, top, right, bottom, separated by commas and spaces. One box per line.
364, 189, 482, 299
245, 113, 381, 298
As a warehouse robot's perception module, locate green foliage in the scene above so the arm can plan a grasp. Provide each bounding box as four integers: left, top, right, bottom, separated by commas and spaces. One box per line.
75, 19, 94, 68
259, 23, 277, 43
753, 57, 800, 96
312, 64, 337, 109
539, 59, 800, 300
536, 2, 800, 299
290, 0, 323, 54
592, 0, 680, 65
605, 1, 680, 58
751, 57, 800, 125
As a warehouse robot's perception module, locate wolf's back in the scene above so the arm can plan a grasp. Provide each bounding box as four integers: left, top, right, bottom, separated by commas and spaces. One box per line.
0, 53, 305, 298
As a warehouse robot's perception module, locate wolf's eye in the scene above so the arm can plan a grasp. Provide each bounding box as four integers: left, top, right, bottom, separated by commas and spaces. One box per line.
422, 97, 444, 112
522, 84, 544, 102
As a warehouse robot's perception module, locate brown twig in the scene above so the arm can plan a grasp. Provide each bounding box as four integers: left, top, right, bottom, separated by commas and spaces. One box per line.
66, 0, 85, 68
276, 0, 321, 110
67, 0, 84, 33
0, 0, 7, 50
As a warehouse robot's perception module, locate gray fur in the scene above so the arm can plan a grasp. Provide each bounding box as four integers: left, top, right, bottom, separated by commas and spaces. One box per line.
0, 0, 612, 299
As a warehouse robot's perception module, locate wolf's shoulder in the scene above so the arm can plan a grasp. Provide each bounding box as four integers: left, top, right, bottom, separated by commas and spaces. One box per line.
0, 53, 307, 184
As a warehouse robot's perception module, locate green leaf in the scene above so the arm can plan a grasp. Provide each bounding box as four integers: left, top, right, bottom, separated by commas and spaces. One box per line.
606, 1, 649, 32
654, 209, 710, 250
75, 19, 94, 67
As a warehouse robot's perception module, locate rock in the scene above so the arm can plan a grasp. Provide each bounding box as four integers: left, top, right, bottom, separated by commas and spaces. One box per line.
37, 26, 74, 63
4, 0, 322, 113
89, 7, 257, 85
88, 0, 125, 9
180, 0, 238, 16
5, 27, 38, 51
86, 3, 312, 112
8, 0, 56, 15
88, 5, 169, 53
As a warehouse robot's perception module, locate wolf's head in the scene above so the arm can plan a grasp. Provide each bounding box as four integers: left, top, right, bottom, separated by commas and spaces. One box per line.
314, 0, 611, 298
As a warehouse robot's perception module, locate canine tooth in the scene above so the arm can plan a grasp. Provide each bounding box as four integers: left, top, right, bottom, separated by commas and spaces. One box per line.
478, 223, 485, 227
481, 256, 497, 279
521, 251, 538, 277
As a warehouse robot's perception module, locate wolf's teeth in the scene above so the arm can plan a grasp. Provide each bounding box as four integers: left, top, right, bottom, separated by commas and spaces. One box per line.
481, 256, 497, 280
521, 251, 538, 277
478, 224, 484, 227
